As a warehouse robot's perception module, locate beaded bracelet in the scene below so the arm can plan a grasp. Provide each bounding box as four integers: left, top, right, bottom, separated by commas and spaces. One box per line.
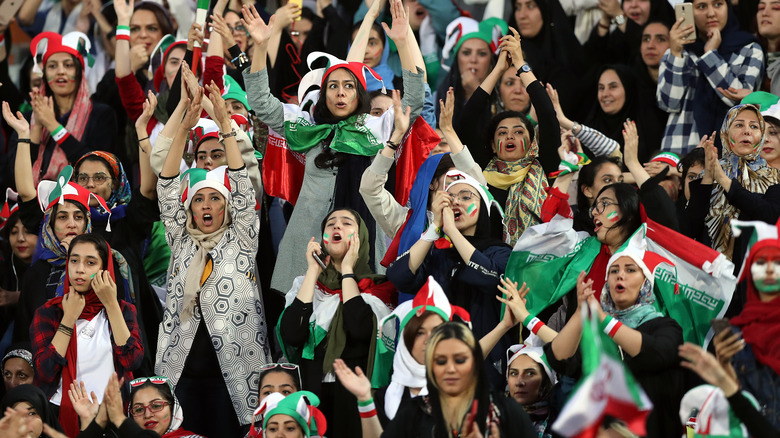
58, 324, 74, 337
357, 398, 377, 418
522, 314, 546, 335
603, 315, 623, 338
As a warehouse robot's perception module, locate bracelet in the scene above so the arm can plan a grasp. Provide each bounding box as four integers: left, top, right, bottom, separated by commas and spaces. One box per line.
598, 22, 610, 30
572, 122, 581, 133
219, 130, 237, 142
522, 314, 545, 335
357, 398, 377, 418
18, 138, 31, 144
341, 273, 357, 282
420, 223, 441, 242
603, 315, 623, 338
58, 324, 74, 337
386, 140, 399, 150
138, 136, 150, 142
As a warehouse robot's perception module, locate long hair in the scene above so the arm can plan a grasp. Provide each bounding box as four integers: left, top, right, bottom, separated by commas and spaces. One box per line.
425, 322, 490, 438
66, 233, 110, 269
595, 182, 642, 242
576, 156, 622, 214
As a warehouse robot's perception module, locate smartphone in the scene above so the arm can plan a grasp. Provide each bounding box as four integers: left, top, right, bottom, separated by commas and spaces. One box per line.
675, 3, 695, 42
710, 318, 733, 336
312, 249, 328, 270
0, 0, 23, 27
289, 0, 302, 20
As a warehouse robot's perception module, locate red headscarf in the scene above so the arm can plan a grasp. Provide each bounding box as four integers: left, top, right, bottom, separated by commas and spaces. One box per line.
48, 240, 117, 437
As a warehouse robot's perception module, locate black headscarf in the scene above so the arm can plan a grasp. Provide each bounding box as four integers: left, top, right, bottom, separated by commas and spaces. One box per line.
0, 384, 62, 434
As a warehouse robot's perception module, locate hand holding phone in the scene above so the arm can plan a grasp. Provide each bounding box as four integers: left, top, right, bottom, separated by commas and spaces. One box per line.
312, 250, 328, 270
674, 3, 695, 42
710, 318, 732, 337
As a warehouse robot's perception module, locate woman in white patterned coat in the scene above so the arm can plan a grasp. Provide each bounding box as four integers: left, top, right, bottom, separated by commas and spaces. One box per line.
155, 72, 271, 438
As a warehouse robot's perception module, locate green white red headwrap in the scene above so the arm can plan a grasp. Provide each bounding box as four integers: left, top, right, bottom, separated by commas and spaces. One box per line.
444, 169, 503, 217
650, 152, 680, 168
441, 17, 507, 68
180, 165, 231, 210
31, 31, 94, 72
36, 166, 112, 231
250, 391, 325, 438
189, 118, 221, 153
506, 336, 557, 386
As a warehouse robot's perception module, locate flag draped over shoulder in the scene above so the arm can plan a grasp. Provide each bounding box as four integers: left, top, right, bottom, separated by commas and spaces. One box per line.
504, 216, 736, 346
553, 305, 653, 437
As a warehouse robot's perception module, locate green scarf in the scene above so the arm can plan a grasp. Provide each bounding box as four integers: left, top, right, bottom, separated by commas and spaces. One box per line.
317, 210, 385, 289
284, 114, 385, 156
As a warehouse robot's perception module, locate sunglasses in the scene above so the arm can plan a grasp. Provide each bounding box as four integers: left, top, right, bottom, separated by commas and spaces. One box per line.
130, 376, 170, 388
260, 363, 302, 392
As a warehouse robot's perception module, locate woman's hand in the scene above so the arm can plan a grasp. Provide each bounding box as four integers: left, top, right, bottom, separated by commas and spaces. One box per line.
114, 0, 134, 26
703, 27, 721, 53
669, 17, 695, 57
305, 237, 328, 272
30, 90, 58, 132
129, 44, 149, 73
135, 91, 157, 132
205, 81, 231, 131
381, 0, 409, 45
622, 119, 639, 165
103, 373, 126, 428
438, 87, 456, 134
558, 130, 582, 161
274, 2, 302, 31
333, 359, 372, 402
430, 191, 451, 228
493, 48, 510, 74
718, 86, 750, 103
181, 61, 201, 103
462, 404, 500, 438
597, 0, 623, 20
341, 232, 360, 273
62, 288, 86, 325
92, 271, 118, 308
499, 27, 524, 69
712, 329, 744, 367
210, 13, 238, 49
496, 277, 531, 327
187, 22, 205, 51
242, 4, 276, 46
679, 342, 740, 396
391, 89, 411, 136
441, 206, 456, 236
576, 271, 596, 307
68, 381, 99, 426
546, 83, 573, 129
2, 102, 30, 137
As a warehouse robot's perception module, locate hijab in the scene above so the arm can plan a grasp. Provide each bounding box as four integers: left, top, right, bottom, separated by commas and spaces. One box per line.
601, 278, 664, 328
75, 151, 133, 216
128, 381, 200, 438
0, 384, 62, 434
706, 105, 780, 258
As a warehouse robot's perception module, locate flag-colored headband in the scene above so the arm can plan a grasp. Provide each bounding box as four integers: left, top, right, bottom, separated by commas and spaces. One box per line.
442, 17, 507, 67
444, 170, 503, 218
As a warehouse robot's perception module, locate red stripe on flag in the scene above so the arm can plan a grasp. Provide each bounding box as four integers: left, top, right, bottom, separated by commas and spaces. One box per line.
262, 134, 305, 205
645, 218, 722, 271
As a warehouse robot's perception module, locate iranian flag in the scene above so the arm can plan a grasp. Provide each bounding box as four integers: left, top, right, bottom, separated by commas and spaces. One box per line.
393, 117, 439, 207
505, 216, 736, 347
552, 305, 653, 437
262, 128, 306, 205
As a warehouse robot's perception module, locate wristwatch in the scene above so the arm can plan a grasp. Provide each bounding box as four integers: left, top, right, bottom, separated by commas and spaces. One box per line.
516, 63, 532, 77
611, 14, 626, 25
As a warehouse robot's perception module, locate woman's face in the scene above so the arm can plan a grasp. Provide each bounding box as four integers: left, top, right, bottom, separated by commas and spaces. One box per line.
355, 28, 384, 68
45, 52, 79, 97
457, 39, 491, 87
591, 187, 626, 247
507, 355, 544, 405
3, 358, 34, 391
190, 188, 227, 234
751, 246, 780, 300
762, 120, 780, 166
369, 94, 393, 117
447, 183, 481, 236
758, 0, 780, 40
12, 402, 42, 438
640, 23, 670, 69
323, 210, 359, 260
265, 414, 304, 438
53, 202, 87, 243
324, 69, 360, 119
499, 67, 531, 112
164, 47, 186, 89
132, 386, 172, 436
9, 220, 38, 263
693, 0, 728, 33
597, 70, 626, 115
259, 371, 298, 402
403, 0, 429, 31
728, 109, 763, 157
608, 256, 646, 310
514, 0, 544, 38
432, 338, 475, 397
226, 99, 249, 118
130, 9, 164, 55
410, 314, 446, 365
492, 117, 531, 162
582, 162, 623, 204
225, 11, 249, 53
76, 160, 115, 204
195, 139, 227, 171
68, 241, 104, 293
622, 0, 651, 25
683, 162, 704, 201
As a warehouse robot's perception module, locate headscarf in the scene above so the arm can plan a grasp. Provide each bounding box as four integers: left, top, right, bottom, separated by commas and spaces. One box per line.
483, 125, 548, 244
74, 152, 133, 226
705, 105, 780, 258
0, 384, 62, 433
688, 8, 758, 143
2, 349, 33, 371
128, 378, 202, 438
506, 337, 557, 416
47, 239, 119, 437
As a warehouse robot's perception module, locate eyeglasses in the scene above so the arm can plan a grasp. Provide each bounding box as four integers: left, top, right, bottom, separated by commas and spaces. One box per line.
448, 190, 478, 204
589, 199, 617, 217
130, 400, 170, 417
228, 24, 248, 34
75, 173, 111, 185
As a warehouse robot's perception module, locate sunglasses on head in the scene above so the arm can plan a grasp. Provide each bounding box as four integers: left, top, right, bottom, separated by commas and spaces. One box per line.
130, 376, 170, 388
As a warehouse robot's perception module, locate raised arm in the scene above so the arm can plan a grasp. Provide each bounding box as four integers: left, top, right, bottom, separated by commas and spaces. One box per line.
623, 120, 650, 187
245, 4, 276, 74
161, 64, 202, 178
267, 3, 300, 68
205, 81, 242, 170
347, 0, 384, 62
438, 87, 465, 154
135, 91, 158, 200
382, 0, 415, 72
3, 102, 35, 202
114, 0, 135, 79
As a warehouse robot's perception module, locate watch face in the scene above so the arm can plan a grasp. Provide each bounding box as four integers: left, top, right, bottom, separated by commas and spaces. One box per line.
522, 64, 531, 72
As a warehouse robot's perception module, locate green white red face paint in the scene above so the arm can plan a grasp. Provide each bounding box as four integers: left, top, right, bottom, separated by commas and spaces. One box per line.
751, 247, 780, 293
467, 204, 478, 216
323, 233, 330, 244
607, 211, 619, 222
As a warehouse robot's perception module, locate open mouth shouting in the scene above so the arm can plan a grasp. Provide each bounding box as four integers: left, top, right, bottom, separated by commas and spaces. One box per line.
331, 232, 343, 243
613, 282, 627, 294
201, 213, 214, 227
594, 218, 603, 233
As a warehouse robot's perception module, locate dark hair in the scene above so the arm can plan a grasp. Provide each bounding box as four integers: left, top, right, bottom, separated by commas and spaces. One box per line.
0, 210, 22, 243
67, 233, 110, 270
351, 21, 386, 48
320, 208, 361, 234
402, 311, 443, 355
49, 200, 89, 232
130, 380, 175, 409
595, 182, 642, 242
485, 111, 536, 156
428, 154, 455, 192
42, 54, 84, 118
576, 156, 622, 214
258, 368, 302, 393
132, 2, 175, 38
368, 89, 390, 101
678, 147, 705, 179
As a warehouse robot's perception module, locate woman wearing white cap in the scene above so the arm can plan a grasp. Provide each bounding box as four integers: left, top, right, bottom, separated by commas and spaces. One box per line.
505, 341, 559, 438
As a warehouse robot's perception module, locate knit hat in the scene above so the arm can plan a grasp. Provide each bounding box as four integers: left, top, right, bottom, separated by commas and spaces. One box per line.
180, 165, 231, 210
506, 336, 557, 386
441, 17, 507, 67
731, 218, 780, 282
260, 391, 321, 437
0, 188, 19, 232
679, 385, 758, 437
306, 51, 384, 92
1, 349, 33, 370
31, 31, 94, 72
650, 152, 680, 168
36, 166, 112, 230
222, 74, 251, 111
444, 169, 503, 217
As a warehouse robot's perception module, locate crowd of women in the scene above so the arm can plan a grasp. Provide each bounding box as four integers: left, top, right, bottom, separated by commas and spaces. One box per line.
1, 0, 780, 436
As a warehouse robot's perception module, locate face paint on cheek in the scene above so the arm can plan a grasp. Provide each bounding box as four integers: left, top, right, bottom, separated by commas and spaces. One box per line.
322, 233, 330, 245
497, 140, 502, 155
607, 211, 619, 222
467, 203, 478, 216
751, 261, 780, 292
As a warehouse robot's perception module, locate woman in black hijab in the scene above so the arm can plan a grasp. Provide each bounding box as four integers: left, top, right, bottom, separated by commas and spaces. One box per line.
0, 384, 61, 437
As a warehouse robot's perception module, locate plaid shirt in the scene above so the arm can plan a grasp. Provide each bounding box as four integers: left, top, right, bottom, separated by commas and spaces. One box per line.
31, 299, 143, 398
657, 44, 764, 156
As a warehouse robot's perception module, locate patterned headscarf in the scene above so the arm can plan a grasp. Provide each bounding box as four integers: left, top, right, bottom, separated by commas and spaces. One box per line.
706, 104, 780, 258
75, 151, 132, 209
600, 279, 663, 329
